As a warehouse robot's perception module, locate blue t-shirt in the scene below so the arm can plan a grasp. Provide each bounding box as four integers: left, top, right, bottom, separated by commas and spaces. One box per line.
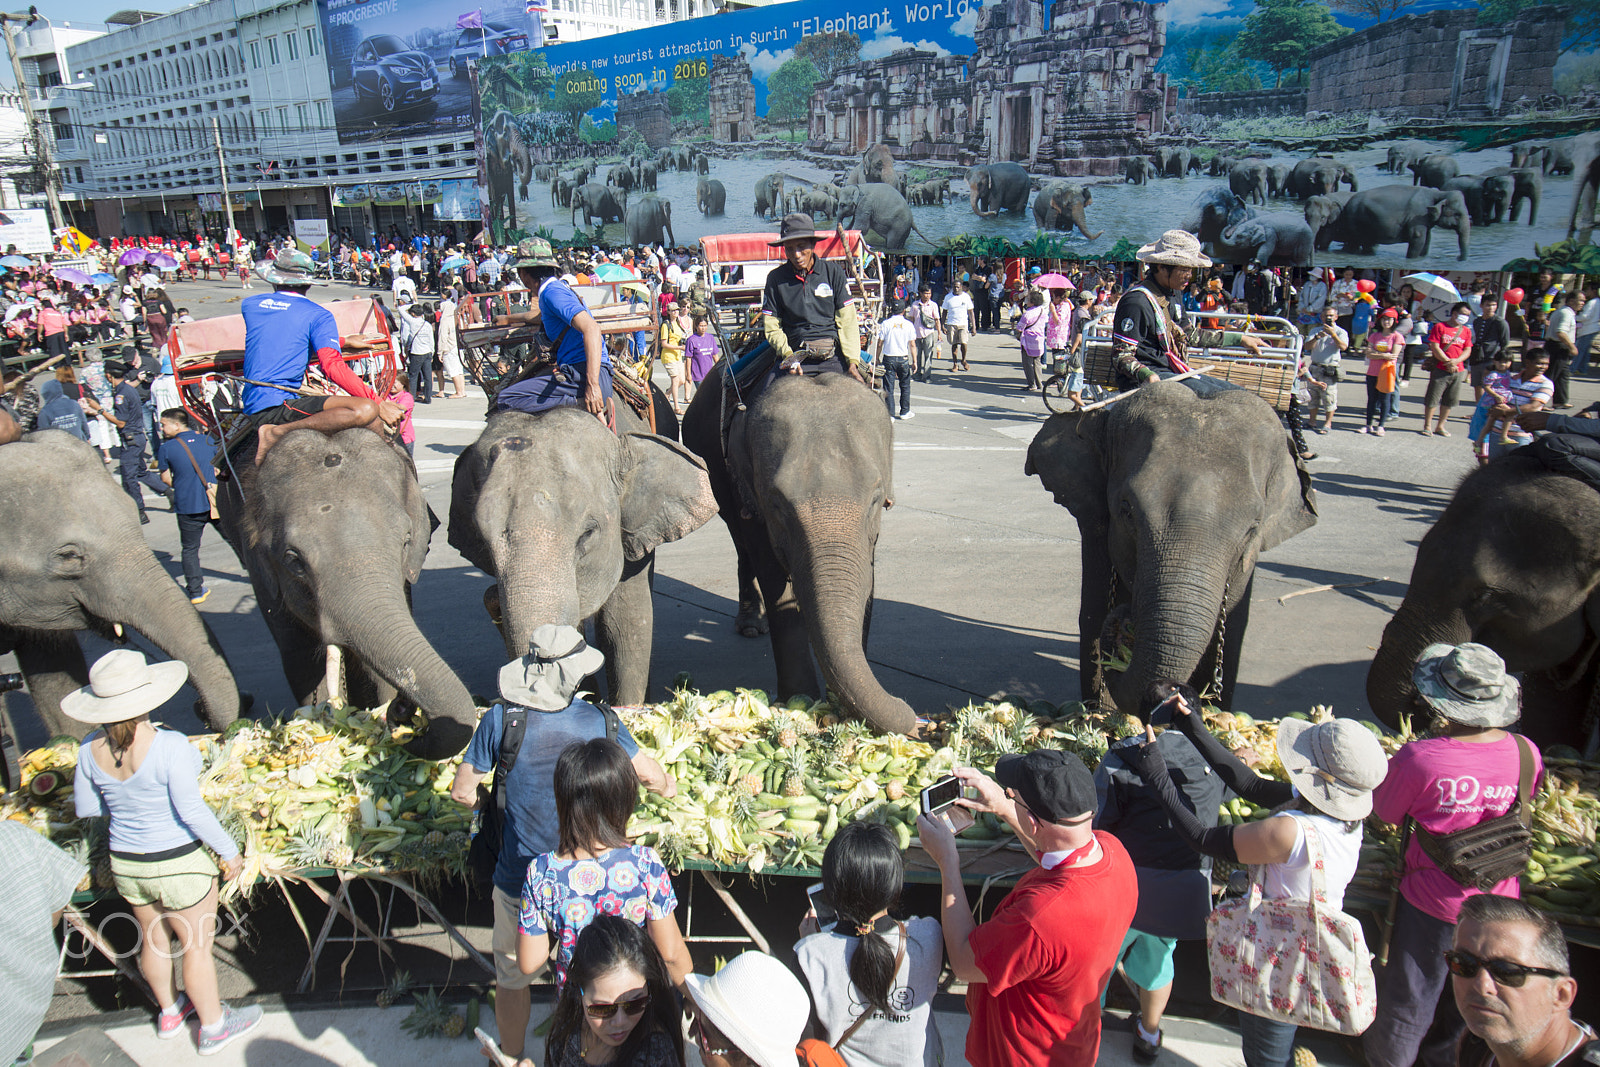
462, 699, 640, 897
156, 430, 218, 515
519, 844, 677, 990
539, 279, 606, 368
241, 291, 343, 413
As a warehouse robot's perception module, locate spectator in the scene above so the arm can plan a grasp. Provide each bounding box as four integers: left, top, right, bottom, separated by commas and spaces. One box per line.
1471, 296, 1511, 402
0, 823, 85, 1066
1547, 291, 1581, 408
1329, 267, 1360, 336
1120, 703, 1388, 1067
103, 360, 174, 524
436, 289, 467, 399
1362, 307, 1403, 436
918, 749, 1138, 1066
875, 302, 916, 421
1452, 894, 1590, 1067
66, 649, 259, 1054
450, 625, 675, 1064
683, 952, 811, 1067
396, 297, 436, 406
536, 912, 685, 1067
1016, 290, 1049, 394
911, 286, 940, 383
1576, 288, 1600, 378
36, 378, 89, 440
795, 821, 944, 1066
1399, 284, 1430, 385
1304, 304, 1349, 435
986, 265, 1005, 332
1363, 643, 1543, 1067
1421, 301, 1474, 437
387, 372, 416, 458
1094, 681, 1226, 1063
155, 408, 218, 605
1045, 287, 1078, 401
1296, 269, 1330, 334
658, 300, 689, 416
942, 280, 975, 373
516, 738, 691, 990
1493, 350, 1554, 459
1468, 351, 1517, 465
685, 315, 720, 391
970, 265, 993, 333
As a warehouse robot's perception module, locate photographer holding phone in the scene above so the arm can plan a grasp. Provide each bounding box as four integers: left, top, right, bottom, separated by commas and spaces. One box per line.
917, 751, 1137, 1067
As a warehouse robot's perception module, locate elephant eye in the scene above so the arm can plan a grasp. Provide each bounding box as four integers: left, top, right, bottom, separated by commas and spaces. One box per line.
281, 548, 307, 577
577, 523, 599, 552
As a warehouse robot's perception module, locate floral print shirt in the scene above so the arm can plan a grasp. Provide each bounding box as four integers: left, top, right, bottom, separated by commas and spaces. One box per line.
518, 845, 677, 989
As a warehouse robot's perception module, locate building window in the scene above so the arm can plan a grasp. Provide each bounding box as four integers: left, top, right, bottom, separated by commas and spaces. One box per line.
286, 32, 299, 61
248, 40, 261, 68
316, 100, 329, 125
305, 29, 319, 56
266, 36, 280, 65
278, 106, 289, 132
295, 102, 307, 128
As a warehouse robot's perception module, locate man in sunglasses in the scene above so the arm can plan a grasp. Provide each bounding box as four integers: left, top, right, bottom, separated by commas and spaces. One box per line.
1452, 894, 1590, 1067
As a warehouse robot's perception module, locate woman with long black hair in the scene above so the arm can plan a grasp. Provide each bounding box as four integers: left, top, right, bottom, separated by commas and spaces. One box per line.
795, 821, 944, 1066
538, 914, 684, 1067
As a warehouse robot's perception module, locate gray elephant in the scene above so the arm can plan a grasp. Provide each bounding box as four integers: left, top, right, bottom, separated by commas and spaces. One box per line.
0, 430, 244, 741
1151, 148, 1174, 175
636, 160, 659, 191
681, 368, 914, 735
967, 161, 1030, 216
1302, 193, 1352, 251
657, 146, 676, 172
608, 163, 635, 196
1337, 184, 1471, 260
1545, 140, 1575, 176
1287, 157, 1358, 199
1031, 181, 1102, 240
1218, 212, 1316, 266
534, 163, 557, 182
1125, 157, 1156, 185
676, 146, 694, 171
1229, 160, 1270, 206
1385, 139, 1431, 174
215, 429, 474, 759
1409, 153, 1459, 189
550, 177, 576, 210
448, 406, 717, 707
1266, 163, 1291, 199
1182, 186, 1253, 249
1482, 166, 1544, 227
754, 173, 785, 219
625, 194, 675, 247
845, 144, 894, 187
1367, 451, 1600, 749
695, 154, 710, 175
804, 186, 841, 218
697, 177, 726, 216
1562, 132, 1600, 236
571, 182, 626, 229
1025, 381, 1317, 712
1163, 148, 1194, 178
1442, 173, 1514, 226
837, 183, 931, 250
1510, 142, 1548, 171
1209, 153, 1239, 178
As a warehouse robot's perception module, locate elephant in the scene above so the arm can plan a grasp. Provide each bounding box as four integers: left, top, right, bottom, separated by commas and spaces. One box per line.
1031, 181, 1103, 240
550, 177, 576, 210
1188, 153, 1206, 174
1336, 184, 1471, 260
1024, 380, 1317, 713
754, 173, 785, 219
680, 366, 915, 735
1287, 157, 1358, 199
1162, 148, 1193, 178
676, 146, 694, 171
856, 144, 895, 186
214, 429, 475, 760
1218, 212, 1316, 266
1442, 173, 1515, 227
1385, 139, 1431, 174
1545, 140, 1575, 176
571, 183, 627, 229
657, 146, 676, 172
837, 183, 933, 250
695, 154, 710, 176
1266, 163, 1291, 199
804, 187, 841, 218
1366, 452, 1600, 750
1302, 192, 1352, 252
485, 109, 533, 234
1409, 153, 1460, 189
0, 430, 245, 741
448, 406, 718, 708
636, 160, 659, 191
1511, 142, 1548, 171
966, 161, 1031, 216
534, 163, 557, 182
1229, 160, 1271, 206
1484, 166, 1544, 226
625, 194, 675, 247
1209, 153, 1239, 178
1563, 132, 1600, 236
1125, 157, 1156, 185
608, 163, 636, 196
697, 177, 726, 216
1182, 186, 1253, 249
1150, 148, 1174, 175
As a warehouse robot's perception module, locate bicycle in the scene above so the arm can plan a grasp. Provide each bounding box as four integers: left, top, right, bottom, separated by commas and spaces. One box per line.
1040, 371, 1111, 414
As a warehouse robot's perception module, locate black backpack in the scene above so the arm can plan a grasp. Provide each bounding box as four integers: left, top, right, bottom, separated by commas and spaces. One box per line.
467, 700, 621, 885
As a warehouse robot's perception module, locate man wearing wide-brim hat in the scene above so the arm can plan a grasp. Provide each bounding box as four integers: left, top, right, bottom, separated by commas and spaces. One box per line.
1110, 229, 1211, 391
760, 213, 866, 383
1363, 641, 1547, 1067
490, 238, 612, 422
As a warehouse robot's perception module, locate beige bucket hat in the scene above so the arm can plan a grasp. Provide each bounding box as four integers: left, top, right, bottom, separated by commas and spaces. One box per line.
61, 649, 189, 725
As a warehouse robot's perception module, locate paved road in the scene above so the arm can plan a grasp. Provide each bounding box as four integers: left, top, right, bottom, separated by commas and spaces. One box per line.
7, 276, 1580, 744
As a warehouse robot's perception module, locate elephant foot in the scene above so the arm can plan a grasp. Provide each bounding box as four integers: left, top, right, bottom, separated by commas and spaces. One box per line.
736, 600, 769, 638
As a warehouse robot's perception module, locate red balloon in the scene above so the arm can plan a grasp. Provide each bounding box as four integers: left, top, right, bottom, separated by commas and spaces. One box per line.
1356, 279, 1376, 293
1504, 288, 1525, 306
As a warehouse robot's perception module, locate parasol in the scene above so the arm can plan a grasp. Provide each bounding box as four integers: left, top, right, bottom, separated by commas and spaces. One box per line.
146, 252, 180, 270
1033, 272, 1075, 290
51, 267, 93, 286
1401, 272, 1461, 319
91, 272, 118, 285
117, 248, 149, 266
440, 254, 468, 271
0, 254, 33, 268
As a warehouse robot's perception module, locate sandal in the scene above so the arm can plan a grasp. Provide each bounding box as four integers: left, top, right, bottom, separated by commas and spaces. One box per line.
1435, 428, 1451, 437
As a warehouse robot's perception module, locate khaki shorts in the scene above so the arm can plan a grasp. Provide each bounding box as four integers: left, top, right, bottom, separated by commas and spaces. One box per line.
111, 844, 219, 911
946, 325, 970, 347
492, 885, 547, 990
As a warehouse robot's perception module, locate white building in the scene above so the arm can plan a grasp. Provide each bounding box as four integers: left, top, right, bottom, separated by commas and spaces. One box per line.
7, 15, 107, 224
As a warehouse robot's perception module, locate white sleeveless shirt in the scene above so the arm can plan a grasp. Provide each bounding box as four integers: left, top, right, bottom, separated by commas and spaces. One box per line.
1261, 811, 1363, 911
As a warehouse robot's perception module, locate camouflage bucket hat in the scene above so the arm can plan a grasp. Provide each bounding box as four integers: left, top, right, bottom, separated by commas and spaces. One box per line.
512, 237, 558, 269
255, 249, 326, 286
1412, 642, 1521, 728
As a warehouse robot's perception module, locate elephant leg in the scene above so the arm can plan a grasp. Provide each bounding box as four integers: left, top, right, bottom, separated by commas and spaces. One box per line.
1076, 533, 1114, 703
753, 542, 816, 702
13, 632, 89, 740
263, 602, 328, 706
596, 553, 655, 705
736, 539, 768, 637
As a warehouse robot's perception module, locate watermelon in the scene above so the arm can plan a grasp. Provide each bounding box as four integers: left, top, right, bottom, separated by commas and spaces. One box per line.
28, 770, 64, 798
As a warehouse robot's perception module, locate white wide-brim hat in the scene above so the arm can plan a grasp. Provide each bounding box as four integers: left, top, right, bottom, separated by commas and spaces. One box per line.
61, 648, 189, 725
1275, 717, 1388, 822
682, 952, 810, 1067
498, 624, 605, 711
1136, 229, 1212, 268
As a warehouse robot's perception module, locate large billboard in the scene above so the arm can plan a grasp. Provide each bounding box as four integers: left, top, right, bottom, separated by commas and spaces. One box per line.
475, 0, 1600, 269
318, 0, 536, 145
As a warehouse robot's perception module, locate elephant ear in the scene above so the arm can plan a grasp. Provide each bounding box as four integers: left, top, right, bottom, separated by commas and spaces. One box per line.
1025, 411, 1109, 533
619, 433, 719, 562
399, 452, 435, 586
446, 441, 497, 575
1260, 433, 1319, 552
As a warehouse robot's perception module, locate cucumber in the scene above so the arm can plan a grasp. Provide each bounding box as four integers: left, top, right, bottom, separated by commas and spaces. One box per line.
889, 819, 912, 851
783, 818, 823, 835
757, 740, 776, 757
821, 804, 840, 839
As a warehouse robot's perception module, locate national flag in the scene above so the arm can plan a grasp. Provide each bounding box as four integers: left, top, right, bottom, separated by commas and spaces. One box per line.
456, 9, 482, 28
525, 0, 547, 12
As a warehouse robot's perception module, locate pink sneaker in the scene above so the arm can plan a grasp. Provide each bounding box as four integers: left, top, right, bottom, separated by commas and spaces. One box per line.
157, 992, 196, 1039
1373, 425, 1385, 437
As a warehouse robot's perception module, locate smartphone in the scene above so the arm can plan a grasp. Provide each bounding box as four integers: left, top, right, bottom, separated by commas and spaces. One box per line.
1149, 692, 1178, 727
806, 881, 837, 926
920, 775, 961, 816
476, 1027, 518, 1067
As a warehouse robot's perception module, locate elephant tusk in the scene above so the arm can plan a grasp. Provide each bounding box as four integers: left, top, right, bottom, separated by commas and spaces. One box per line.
113, 622, 124, 640
325, 645, 344, 703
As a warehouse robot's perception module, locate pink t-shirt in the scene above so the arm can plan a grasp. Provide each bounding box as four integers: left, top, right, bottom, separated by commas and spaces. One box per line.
1371, 733, 1543, 922
1365, 329, 1403, 377
393, 390, 415, 445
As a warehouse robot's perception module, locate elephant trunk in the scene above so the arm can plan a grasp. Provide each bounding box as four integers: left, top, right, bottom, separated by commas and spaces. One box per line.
787, 509, 916, 736
497, 546, 584, 661
322, 564, 477, 759
1366, 601, 1469, 731
1109, 551, 1233, 713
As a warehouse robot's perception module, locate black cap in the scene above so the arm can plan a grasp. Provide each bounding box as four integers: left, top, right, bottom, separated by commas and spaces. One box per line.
104, 360, 128, 378
994, 749, 1096, 824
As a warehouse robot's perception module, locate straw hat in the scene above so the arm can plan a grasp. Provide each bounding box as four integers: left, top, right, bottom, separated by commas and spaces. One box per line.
1136, 229, 1211, 268
1275, 718, 1388, 822
498, 624, 604, 711
61, 649, 189, 725
1412, 642, 1520, 729
682, 953, 810, 1067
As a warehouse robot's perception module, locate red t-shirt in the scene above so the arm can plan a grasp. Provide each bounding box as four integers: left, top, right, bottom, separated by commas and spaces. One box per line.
965, 831, 1139, 1067
1426, 321, 1473, 371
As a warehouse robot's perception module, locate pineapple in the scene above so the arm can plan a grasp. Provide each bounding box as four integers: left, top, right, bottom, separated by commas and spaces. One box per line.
781, 746, 809, 799
421, 830, 446, 852
730, 790, 759, 827
775, 723, 800, 751
1292, 1047, 1318, 1067
442, 1013, 465, 1039
376, 970, 411, 1009
400, 987, 461, 1039
738, 772, 763, 796
705, 752, 736, 786
655, 830, 692, 872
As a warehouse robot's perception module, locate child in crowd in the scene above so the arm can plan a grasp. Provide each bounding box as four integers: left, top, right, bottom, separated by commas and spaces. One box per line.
1363, 307, 1405, 436
389, 372, 416, 457
1468, 351, 1517, 464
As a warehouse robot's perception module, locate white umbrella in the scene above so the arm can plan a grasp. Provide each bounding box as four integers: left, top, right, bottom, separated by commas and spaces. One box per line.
1401, 272, 1461, 319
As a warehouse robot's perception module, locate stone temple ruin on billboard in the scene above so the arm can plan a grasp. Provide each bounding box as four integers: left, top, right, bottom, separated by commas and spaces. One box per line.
805, 0, 1171, 176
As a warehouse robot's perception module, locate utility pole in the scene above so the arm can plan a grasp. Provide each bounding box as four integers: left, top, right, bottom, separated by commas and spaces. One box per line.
212, 116, 238, 250
1, 9, 66, 236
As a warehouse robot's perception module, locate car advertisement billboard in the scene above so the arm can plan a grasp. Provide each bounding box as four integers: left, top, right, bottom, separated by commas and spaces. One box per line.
319, 0, 536, 145
475, 0, 1600, 270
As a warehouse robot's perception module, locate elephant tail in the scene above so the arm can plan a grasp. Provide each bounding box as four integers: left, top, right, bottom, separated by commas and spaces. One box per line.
909, 220, 941, 249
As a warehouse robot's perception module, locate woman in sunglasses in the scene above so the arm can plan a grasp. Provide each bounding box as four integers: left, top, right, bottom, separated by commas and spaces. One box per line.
537, 914, 684, 1067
